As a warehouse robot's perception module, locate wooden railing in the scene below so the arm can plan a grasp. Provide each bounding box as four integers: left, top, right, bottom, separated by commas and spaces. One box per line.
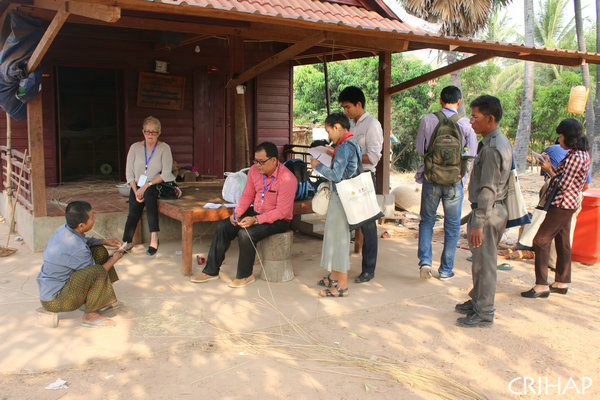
0, 146, 33, 212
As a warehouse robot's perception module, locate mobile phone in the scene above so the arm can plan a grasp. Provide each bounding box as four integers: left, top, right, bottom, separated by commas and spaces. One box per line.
531, 151, 545, 162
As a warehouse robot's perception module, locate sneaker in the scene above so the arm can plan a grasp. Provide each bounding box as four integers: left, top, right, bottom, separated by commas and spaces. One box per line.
438, 272, 455, 281
419, 265, 432, 279
228, 275, 256, 288
190, 272, 219, 283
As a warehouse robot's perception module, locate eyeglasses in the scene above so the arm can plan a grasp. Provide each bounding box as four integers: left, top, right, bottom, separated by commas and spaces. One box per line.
143, 130, 160, 136
253, 157, 274, 166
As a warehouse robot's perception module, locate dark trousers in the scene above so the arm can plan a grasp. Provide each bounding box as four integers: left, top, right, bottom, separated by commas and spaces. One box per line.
202, 209, 291, 279
533, 206, 575, 285
468, 203, 507, 320
122, 186, 159, 243
359, 171, 378, 274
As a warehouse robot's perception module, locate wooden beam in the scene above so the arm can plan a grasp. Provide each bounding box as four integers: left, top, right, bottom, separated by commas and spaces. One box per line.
228, 32, 326, 87
27, 94, 47, 217
32, 0, 120, 23
27, 6, 70, 72
388, 54, 493, 95
376, 52, 391, 195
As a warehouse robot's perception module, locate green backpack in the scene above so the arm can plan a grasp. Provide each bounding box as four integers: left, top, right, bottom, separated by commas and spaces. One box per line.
423, 111, 464, 186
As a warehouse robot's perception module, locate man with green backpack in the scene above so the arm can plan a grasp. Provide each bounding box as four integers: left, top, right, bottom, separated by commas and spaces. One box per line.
415, 86, 477, 280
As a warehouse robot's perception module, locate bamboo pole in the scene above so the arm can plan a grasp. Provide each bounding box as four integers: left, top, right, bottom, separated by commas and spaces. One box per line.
6, 149, 26, 246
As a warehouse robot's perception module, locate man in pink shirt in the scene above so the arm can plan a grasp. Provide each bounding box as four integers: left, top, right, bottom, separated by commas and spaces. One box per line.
191, 142, 298, 288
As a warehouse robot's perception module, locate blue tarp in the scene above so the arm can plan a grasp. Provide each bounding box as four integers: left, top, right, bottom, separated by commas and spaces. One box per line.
0, 11, 43, 120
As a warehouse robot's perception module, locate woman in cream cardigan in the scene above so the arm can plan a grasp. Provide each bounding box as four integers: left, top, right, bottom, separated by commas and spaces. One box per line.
122, 116, 175, 256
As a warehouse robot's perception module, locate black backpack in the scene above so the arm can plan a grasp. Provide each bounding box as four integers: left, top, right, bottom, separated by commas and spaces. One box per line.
423, 111, 463, 186
283, 159, 310, 200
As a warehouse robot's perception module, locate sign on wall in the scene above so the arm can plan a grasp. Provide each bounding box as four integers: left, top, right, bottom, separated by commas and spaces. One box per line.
137, 72, 185, 110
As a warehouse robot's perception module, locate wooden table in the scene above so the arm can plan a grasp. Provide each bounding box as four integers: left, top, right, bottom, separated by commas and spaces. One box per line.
158, 184, 313, 275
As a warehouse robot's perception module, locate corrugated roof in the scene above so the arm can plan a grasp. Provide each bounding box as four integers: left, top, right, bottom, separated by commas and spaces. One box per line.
156, 0, 424, 33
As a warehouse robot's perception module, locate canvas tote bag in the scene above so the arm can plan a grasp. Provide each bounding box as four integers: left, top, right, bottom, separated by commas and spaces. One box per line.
336, 144, 384, 230
518, 177, 560, 247
506, 158, 531, 228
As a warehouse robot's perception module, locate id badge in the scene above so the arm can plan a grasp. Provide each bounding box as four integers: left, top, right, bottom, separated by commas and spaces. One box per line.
137, 174, 148, 186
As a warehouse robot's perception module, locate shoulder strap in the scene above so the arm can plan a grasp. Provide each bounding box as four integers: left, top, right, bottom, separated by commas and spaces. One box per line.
426, 111, 447, 152
348, 141, 364, 177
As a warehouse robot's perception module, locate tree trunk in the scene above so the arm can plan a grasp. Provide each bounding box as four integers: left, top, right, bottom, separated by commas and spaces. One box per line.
446, 51, 466, 116
574, 0, 595, 169
514, 0, 535, 173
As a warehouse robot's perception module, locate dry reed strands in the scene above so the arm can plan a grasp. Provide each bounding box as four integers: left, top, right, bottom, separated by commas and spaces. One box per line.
208, 298, 487, 400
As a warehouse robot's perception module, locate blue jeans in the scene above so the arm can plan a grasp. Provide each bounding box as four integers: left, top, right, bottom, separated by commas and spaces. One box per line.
417, 179, 463, 276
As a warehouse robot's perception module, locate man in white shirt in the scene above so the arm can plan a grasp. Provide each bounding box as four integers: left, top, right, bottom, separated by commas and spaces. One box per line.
339, 86, 383, 283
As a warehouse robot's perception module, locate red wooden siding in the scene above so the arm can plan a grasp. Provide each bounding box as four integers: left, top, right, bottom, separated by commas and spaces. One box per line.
0, 23, 293, 183
254, 62, 293, 158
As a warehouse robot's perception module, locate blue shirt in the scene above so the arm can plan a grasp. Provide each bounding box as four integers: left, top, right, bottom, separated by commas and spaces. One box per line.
542, 144, 591, 183
36, 224, 103, 301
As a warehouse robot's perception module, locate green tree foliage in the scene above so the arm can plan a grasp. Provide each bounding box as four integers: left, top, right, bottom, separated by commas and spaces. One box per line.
294, 54, 433, 171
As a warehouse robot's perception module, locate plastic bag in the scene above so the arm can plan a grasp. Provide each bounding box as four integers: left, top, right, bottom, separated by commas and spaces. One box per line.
222, 168, 250, 203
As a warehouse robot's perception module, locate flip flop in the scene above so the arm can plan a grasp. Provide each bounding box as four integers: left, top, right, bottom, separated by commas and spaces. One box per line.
466, 256, 472, 261
98, 300, 121, 315
81, 317, 115, 328
497, 263, 513, 270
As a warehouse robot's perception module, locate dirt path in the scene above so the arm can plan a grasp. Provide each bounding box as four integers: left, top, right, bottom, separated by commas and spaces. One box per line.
2, 255, 598, 400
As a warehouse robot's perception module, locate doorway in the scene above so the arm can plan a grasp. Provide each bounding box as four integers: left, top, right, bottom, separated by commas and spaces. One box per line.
56, 66, 120, 182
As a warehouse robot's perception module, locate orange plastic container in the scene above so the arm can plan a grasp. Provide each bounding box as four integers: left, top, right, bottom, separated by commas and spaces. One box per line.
572, 188, 600, 264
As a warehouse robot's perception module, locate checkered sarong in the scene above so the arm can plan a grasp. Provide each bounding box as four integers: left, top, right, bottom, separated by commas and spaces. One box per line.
41, 246, 119, 313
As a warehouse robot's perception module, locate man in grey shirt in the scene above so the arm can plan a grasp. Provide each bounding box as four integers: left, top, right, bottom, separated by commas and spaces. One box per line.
339, 86, 383, 283
37, 201, 124, 327
455, 95, 512, 328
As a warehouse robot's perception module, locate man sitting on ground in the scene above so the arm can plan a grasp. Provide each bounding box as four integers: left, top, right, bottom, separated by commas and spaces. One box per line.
37, 201, 124, 328
191, 142, 297, 288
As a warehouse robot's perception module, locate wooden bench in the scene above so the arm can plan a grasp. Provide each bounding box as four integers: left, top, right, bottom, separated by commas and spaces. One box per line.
157, 184, 313, 275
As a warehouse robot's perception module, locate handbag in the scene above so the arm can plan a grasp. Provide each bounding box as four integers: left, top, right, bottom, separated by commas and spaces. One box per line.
506, 158, 531, 228
312, 181, 331, 215
156, 181, 182, 199
336, 143, 384, 230
518, 177, 560, 247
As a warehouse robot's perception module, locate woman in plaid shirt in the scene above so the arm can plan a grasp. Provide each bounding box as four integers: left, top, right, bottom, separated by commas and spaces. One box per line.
522, 119, 591, 298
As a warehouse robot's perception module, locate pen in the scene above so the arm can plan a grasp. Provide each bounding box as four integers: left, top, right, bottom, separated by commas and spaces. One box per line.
233, 208, 236, 221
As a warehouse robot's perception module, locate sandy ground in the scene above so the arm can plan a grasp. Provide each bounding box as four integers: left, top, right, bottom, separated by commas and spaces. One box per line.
0, 170, 599, 400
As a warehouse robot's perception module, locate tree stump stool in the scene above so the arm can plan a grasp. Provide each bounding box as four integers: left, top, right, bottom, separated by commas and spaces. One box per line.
256, 231, 294, 282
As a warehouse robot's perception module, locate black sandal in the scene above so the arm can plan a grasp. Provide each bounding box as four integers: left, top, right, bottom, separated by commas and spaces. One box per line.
319, 284, 348, 297
318, 274, 338, 288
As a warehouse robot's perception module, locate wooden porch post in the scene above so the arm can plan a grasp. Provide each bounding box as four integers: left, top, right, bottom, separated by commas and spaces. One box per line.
27, 94, 47, 217
376, 51, 391, 195
228, 35, 249, 170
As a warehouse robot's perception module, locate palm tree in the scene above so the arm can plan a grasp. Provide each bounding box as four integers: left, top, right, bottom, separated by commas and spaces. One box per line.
573, 0, 595, 165
534, 0, 576, 80
402, 0, 512, 115
514, 0, 535, 173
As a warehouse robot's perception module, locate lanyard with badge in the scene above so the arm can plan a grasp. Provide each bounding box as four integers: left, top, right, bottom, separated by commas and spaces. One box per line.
137, 140, 158, 186
261, 166, 277, 205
